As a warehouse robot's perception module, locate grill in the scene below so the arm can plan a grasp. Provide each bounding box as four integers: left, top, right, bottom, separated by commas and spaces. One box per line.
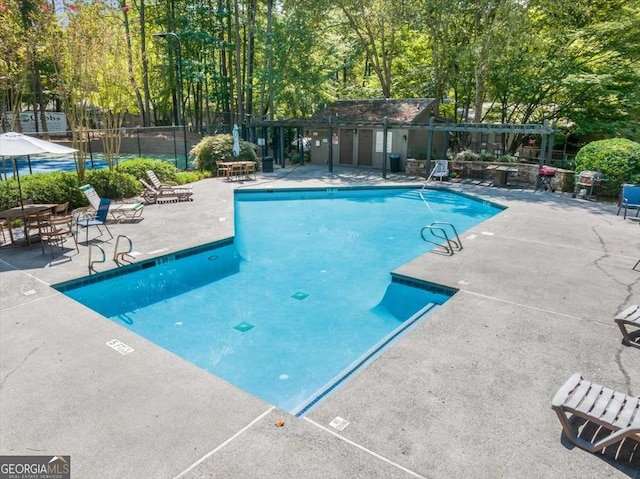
572, 170, 604, 200
535, 167, 556, 192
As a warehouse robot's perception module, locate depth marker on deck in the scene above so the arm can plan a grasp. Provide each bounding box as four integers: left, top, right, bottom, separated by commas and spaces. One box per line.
106, 339, 135, 355
329, 416, 350, 431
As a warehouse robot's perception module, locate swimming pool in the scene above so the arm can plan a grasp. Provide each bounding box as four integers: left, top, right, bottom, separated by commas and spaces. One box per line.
56, 187, 503, 415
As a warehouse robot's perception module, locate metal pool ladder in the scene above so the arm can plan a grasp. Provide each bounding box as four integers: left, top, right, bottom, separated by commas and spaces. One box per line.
113, 235, 135, 264
88, 244, 106, 271
88, 235, 135, 271
420, 222, 462, 256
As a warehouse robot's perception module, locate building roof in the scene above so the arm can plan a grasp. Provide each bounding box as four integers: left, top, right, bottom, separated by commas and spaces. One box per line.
309, 99, 436, 123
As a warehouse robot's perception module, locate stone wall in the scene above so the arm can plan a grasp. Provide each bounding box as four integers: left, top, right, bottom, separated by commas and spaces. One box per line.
406, 159, 428, 177
405, 159, 575, 192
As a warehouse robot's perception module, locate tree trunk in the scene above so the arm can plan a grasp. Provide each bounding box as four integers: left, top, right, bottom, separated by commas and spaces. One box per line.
233, 0, 243, 124
123, 6, 146, 127
245, 0, 256, 128
140, 0, 152, 127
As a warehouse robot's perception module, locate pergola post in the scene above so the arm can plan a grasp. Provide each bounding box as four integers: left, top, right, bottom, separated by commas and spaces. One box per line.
382, 117, 388, 179
538, 119, 548, 168
546, 120, 556, 166
328, 116, 333, 173
426, 116, 434, 177
279, 126, 285, 168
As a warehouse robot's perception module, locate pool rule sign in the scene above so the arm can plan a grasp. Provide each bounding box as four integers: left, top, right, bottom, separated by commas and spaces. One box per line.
0, 456, 70, 479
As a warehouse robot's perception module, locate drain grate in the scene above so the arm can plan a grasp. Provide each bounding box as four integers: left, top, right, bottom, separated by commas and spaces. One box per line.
291, 291, 309, 300
233, 321, 255, 332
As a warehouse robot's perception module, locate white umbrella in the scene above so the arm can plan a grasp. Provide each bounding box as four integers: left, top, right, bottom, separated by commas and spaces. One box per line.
232, 124, 241, 157
0, 132, 77, 208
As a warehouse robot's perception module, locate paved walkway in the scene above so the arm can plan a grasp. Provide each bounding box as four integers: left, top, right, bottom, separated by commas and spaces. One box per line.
1, 165, 639, 478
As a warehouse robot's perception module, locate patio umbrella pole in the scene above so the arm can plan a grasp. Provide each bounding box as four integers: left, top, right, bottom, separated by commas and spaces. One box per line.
13, 158, 25, 213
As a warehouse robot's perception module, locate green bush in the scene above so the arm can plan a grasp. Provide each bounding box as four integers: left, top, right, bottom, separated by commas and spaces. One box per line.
574, 138, 640, 196
0, 171, 87, 211
177, 170, 211, 183
454, 150, 480, 162
192, 134, 258, 173
84, 169, 141, 200
478, 153, 496, 162
290, 151, 310, 165
0, 163, 208, 211
117, 158, 181, 184
497, 154, 518, 163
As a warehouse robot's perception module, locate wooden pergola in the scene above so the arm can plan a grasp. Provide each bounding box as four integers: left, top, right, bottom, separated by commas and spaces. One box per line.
249, 117, 556, 178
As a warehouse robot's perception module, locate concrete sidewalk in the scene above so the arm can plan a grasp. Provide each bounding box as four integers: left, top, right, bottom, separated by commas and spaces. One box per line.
1, 165, 638, 478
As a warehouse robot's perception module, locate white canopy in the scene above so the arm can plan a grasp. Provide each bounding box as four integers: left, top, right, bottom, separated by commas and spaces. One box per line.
0, 131, 77, 157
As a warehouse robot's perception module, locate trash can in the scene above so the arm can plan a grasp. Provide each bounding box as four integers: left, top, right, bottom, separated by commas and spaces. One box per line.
262, 156, 274, 173
389, 154, 401, 173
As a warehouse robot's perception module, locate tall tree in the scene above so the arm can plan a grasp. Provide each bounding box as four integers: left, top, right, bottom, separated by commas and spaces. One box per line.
335, 0, 407, 98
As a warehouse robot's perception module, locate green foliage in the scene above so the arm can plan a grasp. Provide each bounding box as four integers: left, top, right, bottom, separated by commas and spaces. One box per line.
497, 155, 518, 163
192, 134, 258, 173
574, 138, 640, 196
117, 158, 182, 184
177, 170, 211, 183
0, 162, 208, 211
454, 150, 480, 162
479, 153, 497, 162
83, 169, 142, 200
0, 172, 86, 212
0, 172, 76, 211
289, 151, 310, 165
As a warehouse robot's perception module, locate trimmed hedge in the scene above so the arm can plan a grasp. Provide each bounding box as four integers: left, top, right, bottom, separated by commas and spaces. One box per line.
84, 169, 141, 200
117, 158, 181, 185
574, 138, 640, 196
0, 171, 84, 211
0, 158, 207, 211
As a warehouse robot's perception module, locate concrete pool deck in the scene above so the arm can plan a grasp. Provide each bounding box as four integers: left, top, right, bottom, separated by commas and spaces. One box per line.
1, 165, 638, 478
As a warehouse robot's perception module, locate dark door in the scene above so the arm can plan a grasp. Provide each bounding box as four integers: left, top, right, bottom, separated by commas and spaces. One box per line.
339, 129, 354, 165
357, 129, 373, 166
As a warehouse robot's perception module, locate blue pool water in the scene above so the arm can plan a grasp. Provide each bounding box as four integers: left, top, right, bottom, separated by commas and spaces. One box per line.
58, 187, 502, 414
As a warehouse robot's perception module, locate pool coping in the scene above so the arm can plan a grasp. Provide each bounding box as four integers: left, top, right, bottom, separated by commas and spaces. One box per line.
1, 166, 638, 478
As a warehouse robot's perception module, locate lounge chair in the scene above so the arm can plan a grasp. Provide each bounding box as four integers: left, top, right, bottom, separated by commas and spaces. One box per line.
139, 178, 193, 203
616, 184, 640, 220
430, 159, 449, 181
146, 170, 193, 190
80, 184, 144, 222
551, 373, 640, 453
74, 197, 113, 245
615, 304, 640, 349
